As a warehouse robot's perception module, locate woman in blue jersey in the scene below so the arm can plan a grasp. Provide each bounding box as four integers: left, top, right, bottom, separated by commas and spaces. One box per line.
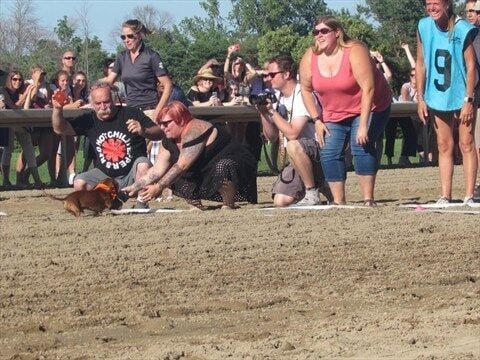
416, 0, 478, 204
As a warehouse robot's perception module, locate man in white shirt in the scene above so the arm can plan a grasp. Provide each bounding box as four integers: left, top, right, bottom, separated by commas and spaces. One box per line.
256, 55, 332, 206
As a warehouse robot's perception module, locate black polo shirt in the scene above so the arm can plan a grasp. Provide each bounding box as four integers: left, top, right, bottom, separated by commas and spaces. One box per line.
112, 42, 169, 109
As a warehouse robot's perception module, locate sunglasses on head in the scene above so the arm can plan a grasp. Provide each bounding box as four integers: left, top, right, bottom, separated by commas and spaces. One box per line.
312, 28, 333, 36
120, 34, 136, 40
64, 56, 76, 60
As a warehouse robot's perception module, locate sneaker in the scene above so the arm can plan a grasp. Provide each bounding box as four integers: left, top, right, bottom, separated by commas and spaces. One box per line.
474, 184, 480, 200
464, 196, 475, 205
398, 156, 412, 167
134, 201, 149, 209
436, 196, 451, 205
296, 188, 320, 206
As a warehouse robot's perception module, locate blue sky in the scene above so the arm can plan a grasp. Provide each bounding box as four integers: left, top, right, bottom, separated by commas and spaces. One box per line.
1, 0, 361, 53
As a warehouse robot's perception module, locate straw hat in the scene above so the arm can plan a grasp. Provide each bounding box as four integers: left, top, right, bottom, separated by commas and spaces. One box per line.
193, 68, 222, 84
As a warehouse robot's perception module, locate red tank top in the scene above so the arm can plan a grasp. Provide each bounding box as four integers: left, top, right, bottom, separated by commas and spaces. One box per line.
311, 47, 391, 122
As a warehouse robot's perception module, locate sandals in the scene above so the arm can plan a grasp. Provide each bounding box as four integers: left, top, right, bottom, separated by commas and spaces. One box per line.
363, 199, 377, 207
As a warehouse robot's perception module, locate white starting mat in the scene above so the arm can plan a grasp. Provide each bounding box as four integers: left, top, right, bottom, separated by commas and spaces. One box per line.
258, 204, 369, 211
400, 202, 480, 209
110, 208, 184, 215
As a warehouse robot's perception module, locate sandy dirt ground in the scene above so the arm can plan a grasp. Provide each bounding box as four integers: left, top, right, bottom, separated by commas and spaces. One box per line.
1, 166, 479, 360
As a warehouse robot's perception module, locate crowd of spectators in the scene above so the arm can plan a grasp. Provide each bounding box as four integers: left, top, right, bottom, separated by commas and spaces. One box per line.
1, 4, 480, 206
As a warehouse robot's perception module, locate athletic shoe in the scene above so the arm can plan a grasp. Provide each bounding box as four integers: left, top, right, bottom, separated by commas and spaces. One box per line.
134, 201, 149, 209
296, 188, 320, 206
464, 196, 475, 205
436, 197, 451, 205
398, 156, 412, 167
474, 184, 480, 200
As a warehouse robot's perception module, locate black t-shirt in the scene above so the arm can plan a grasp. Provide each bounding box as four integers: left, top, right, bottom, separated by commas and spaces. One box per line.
112, 43, 169, 108
69, 106, 156, 177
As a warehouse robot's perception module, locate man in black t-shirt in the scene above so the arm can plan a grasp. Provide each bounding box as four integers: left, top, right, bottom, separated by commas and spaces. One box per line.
51, 81, 164, 208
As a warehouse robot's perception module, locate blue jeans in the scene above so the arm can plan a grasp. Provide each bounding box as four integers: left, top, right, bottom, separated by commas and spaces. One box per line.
321, 107, 391, 181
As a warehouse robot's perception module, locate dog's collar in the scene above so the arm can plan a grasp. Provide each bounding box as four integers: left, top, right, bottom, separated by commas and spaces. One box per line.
94, 182, 117, 199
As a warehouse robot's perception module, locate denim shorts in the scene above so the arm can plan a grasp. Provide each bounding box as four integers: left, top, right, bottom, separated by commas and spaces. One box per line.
321, 107, 391, 181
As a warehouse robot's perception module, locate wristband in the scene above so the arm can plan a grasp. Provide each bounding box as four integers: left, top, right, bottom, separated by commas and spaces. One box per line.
312, 116, 322, 122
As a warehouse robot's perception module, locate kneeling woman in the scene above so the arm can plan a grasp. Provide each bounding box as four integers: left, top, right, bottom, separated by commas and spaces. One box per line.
123, 101, 257, 209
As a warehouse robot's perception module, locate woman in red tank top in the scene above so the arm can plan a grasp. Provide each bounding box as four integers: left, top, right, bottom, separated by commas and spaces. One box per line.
300, 16, 391, 206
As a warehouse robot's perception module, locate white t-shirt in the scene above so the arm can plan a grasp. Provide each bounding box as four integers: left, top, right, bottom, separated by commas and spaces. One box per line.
276, 83, 320, 146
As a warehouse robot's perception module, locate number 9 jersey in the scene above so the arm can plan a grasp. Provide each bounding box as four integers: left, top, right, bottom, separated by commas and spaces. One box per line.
418, 16, 478, 111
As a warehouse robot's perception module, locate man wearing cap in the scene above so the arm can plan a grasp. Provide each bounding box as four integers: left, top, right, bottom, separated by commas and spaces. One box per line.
187, 68, 224, 107
256, 54, 333, 207
464, 0, 480, 198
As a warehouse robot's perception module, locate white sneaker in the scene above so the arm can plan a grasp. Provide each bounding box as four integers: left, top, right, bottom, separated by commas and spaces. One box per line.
436, 197, 451, 205
464, 196, 475, 205
296, 189, 320, 206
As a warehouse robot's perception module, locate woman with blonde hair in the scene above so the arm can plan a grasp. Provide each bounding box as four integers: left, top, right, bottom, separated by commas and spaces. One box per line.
300, 16, 392, 206
416, 0, 478, 204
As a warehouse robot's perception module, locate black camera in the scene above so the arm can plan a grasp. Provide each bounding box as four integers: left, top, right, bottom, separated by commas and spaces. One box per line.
249, 91, 277, 106
237, 85, 250, 97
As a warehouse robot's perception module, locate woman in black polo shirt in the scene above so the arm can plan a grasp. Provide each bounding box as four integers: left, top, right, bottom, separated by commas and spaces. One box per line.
106, 19, 173, 120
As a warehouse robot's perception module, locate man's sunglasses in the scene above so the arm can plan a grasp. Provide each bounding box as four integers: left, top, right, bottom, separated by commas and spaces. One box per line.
262, 71, 284, 78
120, 34, 136, 40
312, 28, 334, 36
64, 56, 76, 60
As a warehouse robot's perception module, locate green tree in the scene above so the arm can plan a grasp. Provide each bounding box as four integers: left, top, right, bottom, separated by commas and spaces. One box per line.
257, 26, 304, 64
230, 0, 330, 36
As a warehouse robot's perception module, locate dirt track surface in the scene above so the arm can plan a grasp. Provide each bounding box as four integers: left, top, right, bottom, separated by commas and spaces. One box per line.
1, 166, 479, 359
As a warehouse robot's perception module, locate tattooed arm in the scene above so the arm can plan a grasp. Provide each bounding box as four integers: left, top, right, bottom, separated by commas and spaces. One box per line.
122, 120, 213, 198
122, 145, 172, 197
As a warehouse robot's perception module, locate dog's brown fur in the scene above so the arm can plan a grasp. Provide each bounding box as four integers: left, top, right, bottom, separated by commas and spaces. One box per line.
45, 178, 121, 217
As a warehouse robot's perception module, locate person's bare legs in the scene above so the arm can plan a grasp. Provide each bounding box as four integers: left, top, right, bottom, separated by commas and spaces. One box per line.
286, 140, 314, 188
219, 180, 237, 209
328, 181, 346, 205
358, 174, 376, 202
433, 114, 454, 199
273, 194, 296, 207
458, 115, 478, 197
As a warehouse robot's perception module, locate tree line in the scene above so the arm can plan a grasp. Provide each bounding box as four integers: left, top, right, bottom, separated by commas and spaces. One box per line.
0, 0, 456, 97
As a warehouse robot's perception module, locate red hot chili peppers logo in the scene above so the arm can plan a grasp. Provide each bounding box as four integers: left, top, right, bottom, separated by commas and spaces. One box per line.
96, 131, 132, 169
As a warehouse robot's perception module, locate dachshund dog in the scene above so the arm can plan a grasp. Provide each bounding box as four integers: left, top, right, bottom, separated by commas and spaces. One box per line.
45, 178, 122, 216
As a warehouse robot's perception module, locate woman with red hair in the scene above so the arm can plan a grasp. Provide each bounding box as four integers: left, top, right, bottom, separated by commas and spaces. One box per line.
123, 101, 257, 209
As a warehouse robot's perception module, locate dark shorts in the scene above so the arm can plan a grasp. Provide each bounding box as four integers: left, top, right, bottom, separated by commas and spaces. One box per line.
74, 156, 151, 188
271, 138, 325, 200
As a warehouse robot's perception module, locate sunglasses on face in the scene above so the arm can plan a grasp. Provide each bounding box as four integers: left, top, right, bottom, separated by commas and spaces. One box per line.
410, 73, 415, 77
312, 28, 334, 36
263, 71, 284, 78
158, 119, 174, 128
120, 34, 136, 40
64, 56, 76, 60
11, 77, 22, 81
